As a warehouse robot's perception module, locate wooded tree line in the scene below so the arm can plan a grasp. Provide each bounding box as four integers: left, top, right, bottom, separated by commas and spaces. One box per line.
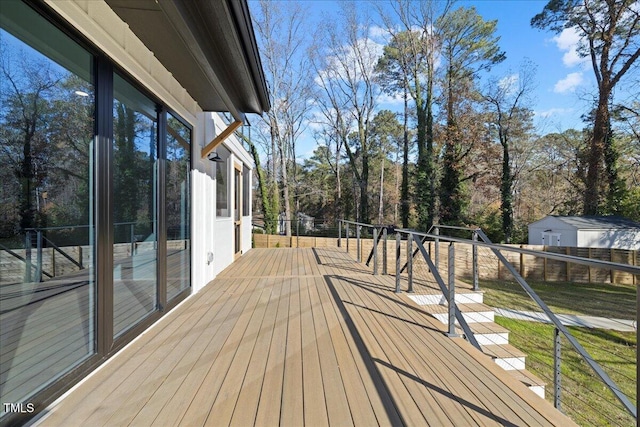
248, 0, 640, 243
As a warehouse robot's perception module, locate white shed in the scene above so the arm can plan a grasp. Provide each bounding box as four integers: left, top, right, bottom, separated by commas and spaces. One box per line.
528, 216, 640, 249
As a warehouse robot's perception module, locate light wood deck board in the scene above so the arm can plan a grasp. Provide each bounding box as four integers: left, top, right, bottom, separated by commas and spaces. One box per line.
36, 247, 576, 427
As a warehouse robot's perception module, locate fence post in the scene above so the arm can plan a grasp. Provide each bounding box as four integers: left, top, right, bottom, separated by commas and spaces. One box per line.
395, 232, 401, 293
447, 242, 457, 337
356, 225, 361, 263
554, 327, 562, 411
472, 230, 479, 291
296, 216, 300, 248
407, 233, 413, 293
373, 228, 378, 275
382, 227, 388, 275
338, 220, 342, 248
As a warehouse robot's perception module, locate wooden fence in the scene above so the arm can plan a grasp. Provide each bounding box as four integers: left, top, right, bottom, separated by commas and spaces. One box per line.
252, 233, 639, 286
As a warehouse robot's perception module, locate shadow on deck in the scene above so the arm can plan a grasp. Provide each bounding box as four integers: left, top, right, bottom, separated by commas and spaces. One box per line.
31, 247, 574, 426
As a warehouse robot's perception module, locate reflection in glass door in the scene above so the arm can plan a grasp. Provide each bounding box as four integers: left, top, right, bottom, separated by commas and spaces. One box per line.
0, 1, 96, 413
112, 73, 158, 338
166, 114, 191, 301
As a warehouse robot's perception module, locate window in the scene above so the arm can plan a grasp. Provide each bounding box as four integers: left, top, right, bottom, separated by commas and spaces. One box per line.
216, 147, 230, 217
112, 73, 159, 337
242, 165, 250, 217
166, 114, 191, 300
0, 3, 193, 422
0, 0, 96, 412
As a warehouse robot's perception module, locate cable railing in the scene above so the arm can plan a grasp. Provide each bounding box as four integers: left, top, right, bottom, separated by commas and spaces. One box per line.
337, 219, 639, 426
0, 222, 143, 284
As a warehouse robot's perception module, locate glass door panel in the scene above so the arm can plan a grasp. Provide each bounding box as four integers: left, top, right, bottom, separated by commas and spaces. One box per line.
112, 73, 158, 338
166, 114, 190, 301
0, 1, 96, 413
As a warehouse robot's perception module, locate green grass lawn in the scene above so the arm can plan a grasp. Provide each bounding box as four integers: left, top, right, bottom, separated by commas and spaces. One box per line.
496, 317, 636, 426
479, 278, 636, 425
479, 278, 637, 320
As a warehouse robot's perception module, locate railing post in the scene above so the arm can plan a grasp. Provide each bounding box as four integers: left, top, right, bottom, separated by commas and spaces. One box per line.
373, 227, 378, 275
407, 233, 413, 293
356, 225, 361, 263
346, 223, 350, 253
36, 230, 43, 283
130, 223, 135, 255
554, 327, 562, 411
338, 220, 342, 248
434, 226, 440, 272
395, 232, 401, 293
447, 242, 457, 337
382, 227, 388, 275
296, 216, 300, 248
472, 230, 479, 291
25, 231, 32, 283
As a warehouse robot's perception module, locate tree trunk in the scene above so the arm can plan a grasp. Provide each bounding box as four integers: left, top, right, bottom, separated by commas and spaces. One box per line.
378, 155, 385, 224
584, 89, 611, 215
401, 87, 410, 228
501, 141, 513, 243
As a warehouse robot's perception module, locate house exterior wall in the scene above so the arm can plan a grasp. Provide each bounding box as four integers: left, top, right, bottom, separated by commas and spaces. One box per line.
1, 1, 257, 422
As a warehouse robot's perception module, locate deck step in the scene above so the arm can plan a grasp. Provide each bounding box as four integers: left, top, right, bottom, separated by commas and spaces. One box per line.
425, 303, 494, 324
408, 291, 483, 306
508, 369, 546, 399
481, 344, 526, 370
466, 322, 510, 345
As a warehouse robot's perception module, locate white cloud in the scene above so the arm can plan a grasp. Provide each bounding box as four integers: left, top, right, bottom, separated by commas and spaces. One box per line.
536, 107, 574, 119
378, 91, 405, 107
552, 28, 588, 67
554, 72, 584, 93
498, 74, 519, 94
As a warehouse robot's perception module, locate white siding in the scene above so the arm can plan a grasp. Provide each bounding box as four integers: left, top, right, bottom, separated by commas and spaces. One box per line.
578, 230, 640, 250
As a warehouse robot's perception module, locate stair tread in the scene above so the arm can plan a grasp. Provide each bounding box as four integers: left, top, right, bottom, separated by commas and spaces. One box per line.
508, 369, 546, 387
481, 344, 526, 358
464, 322, 510, 334
422, 302, 493, 314
410, 289, 484, 296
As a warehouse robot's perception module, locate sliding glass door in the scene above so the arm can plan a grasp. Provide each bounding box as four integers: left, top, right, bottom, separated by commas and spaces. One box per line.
112, 74, 159, 338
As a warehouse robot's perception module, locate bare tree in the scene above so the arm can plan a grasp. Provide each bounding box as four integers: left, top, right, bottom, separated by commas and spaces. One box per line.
313, 3, 380, 224
252, 0, 316, 235
483, 61, 537, 242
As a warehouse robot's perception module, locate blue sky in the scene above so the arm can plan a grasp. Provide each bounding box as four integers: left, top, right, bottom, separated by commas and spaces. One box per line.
251, 0, 599, 158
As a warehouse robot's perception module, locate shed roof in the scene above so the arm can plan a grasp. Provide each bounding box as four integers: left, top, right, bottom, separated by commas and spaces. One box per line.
538, 216, 640, 230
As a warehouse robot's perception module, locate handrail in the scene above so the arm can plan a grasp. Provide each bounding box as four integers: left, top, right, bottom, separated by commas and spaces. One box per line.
413, 236, 481, 350
474, 228, 636, 418
340, 219, 638, 419
394, 227, 640, 276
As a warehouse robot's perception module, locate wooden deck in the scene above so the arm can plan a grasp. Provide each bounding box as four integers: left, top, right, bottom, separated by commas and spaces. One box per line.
34, 247, 575, 426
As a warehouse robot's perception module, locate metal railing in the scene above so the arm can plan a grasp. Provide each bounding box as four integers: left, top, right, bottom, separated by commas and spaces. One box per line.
1, 222, 141, 284
337, 219, 639, 425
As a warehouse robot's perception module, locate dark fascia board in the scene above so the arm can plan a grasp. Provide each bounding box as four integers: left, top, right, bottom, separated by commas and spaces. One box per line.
104, 0, 269, 116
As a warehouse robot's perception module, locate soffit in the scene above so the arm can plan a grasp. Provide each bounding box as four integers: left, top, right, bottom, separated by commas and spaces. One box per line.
105, 0, 269, 116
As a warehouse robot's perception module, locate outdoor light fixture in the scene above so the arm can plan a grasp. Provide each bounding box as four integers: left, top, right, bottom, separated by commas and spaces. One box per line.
208, 152, 222, 162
